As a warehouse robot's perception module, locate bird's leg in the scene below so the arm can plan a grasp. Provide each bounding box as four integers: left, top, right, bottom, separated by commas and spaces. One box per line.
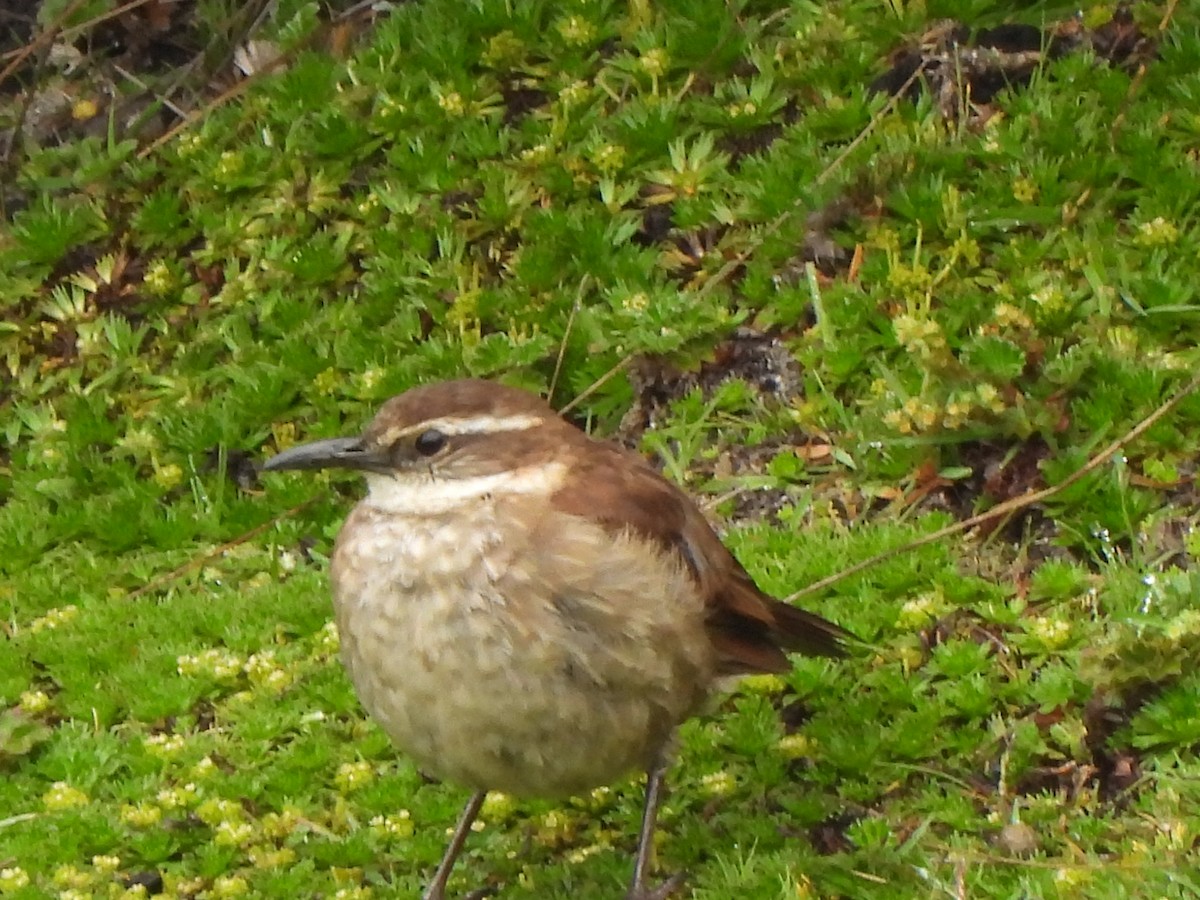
626, 757, 686, 900
423, 790, 486, 900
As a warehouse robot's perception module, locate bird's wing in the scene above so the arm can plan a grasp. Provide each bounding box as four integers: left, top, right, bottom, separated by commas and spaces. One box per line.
550, 438, 849, 674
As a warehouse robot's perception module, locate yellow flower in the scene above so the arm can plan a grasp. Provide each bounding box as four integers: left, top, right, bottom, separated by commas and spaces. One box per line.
43, 782, 89, 811
369, 812, 415, 838
52, 865, 92, 890
334, 761, 376, 793
120, 803, 163, 828
144, 733, 187, 758
0, 867, 31, 893
208, 875, 249, 898
700, 771, 735, 796
19, 689, 51, 714
196, 797, 244, 826
776, 734, 815, 759
156, 783, 200, 810
248, 846, 297, 869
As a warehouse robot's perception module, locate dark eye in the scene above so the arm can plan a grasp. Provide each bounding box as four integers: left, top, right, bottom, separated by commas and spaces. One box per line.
414, 429, 447, 456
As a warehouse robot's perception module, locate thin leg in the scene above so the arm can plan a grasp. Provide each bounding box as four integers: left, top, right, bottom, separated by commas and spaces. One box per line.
626, 759, 686, 900
423, 790, 486, 900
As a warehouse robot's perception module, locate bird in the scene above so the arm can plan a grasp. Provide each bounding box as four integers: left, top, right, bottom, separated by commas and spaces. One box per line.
261, 378, 849, 900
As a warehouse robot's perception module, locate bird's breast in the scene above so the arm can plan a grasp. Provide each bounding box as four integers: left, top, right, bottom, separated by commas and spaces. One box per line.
327, 499, 714, 797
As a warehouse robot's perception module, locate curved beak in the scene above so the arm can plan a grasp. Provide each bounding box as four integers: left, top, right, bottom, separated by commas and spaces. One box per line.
262, 436, 391, 474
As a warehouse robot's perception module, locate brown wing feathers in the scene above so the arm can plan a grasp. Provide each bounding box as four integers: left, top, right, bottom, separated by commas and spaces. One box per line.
552, 438, 849, 674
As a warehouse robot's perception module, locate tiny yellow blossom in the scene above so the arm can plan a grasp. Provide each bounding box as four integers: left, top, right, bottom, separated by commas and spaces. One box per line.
700, 771, 735, 796
0, 867, 31, 893
214, 820, 256, 847
330, 868, 365, 886
520, 143, 553, 164
248, 846, 297, 869
566, 842, 609, 864
196, 797, 244, 826
896, 644, 925, 673
157, 782, 200, 810
883, 408, 912, 434
43, 781, 89, 811
739, 674, 787, 695
898, 595, 941, 629
72, 98, 99, 120
208, 875, 249, 899
436, 90, 465, 117
1030, 283, 1065, 313
942, 393, 976, 429
592, 143, 625, 173
153, 462, 184, 489
369, 812, 415, 838
1012, 177, 1037, 203
191, 757, 218, 780
245, 651, 293, 693
901, 397, 940, 431
334, 760, 376, 793
776, 733, 815, 759
639, 48, 669, 77
558, 81, 589, 106
262, 805, 305, 839
245, 572, 272, 591
172, 876, 207, 896
483, 31, 524, 65
994, 302, 1033, 330
52, 865, 92, 890
143, 259, 174, 295
1029, 616, 1071, 649
1166, 609, 1200, 642
556, 15, 596, 46
976, 383, 1005, 413
91, 855, 121, 874
312, 367, 340, 396
892, 313, 945, 357
29, 604, 79, 633
214, 151, 244, 181
120, 802, 163, 828
1134, 216, 1179, 247
177, 648, 243, 681
535, 810, 569, 843
620, 291, 649, 312
481, 792, 514, 821
144, 733, 187, 758
19, 689, 51, 714
357, 193, 380, 216
357, 368, 383, 393
1053, 866, 1092, 887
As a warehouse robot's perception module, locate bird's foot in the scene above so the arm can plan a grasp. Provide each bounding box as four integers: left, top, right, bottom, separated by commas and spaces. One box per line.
625, 870, 687, 900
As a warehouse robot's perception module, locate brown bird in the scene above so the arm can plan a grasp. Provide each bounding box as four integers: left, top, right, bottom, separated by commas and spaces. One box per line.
262, 378, 849, 899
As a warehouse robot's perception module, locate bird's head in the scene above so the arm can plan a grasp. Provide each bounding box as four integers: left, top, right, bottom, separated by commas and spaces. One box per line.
262, 379, 576, 514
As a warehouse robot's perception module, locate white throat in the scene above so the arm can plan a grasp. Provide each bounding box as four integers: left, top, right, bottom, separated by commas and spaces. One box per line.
362, 462, 567, 516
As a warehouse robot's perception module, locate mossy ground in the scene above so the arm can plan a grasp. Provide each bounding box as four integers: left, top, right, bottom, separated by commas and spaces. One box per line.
3, 1, 1200, 898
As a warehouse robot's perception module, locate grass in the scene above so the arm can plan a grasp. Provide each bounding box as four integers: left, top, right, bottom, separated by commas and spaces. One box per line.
3, 0, 1200, 897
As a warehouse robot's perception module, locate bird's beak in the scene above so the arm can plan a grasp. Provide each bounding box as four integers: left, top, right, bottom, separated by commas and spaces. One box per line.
262, 436, 392, 474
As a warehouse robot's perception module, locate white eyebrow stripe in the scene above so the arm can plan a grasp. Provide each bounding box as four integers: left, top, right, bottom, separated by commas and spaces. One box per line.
374, 413, 547, 448
421, 414, 546, 435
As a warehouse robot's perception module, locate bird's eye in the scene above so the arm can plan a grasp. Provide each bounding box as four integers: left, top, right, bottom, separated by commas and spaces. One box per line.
414, 429, 447, 456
